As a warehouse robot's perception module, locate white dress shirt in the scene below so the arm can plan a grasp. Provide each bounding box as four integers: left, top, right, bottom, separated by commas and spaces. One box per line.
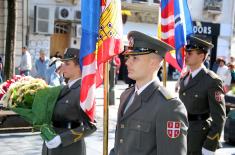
68, 77, 81, 88
217, 65, 232, 86
124, 79, 157, 113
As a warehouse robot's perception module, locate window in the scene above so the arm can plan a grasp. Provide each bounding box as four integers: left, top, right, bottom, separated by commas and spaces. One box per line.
54, 23, 70, 34
154, 0, 160, 3
133, 0, 148, 2
204, 0, 223, 11
122, 0, 159, 3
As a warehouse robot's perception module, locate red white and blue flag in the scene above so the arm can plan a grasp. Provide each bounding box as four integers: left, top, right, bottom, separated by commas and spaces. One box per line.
80, 0, 123, 121
160, 0, 193, 71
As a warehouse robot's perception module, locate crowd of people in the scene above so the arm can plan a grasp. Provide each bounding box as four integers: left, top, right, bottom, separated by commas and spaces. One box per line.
212, 56, 235, 92
16, 47, 65, 86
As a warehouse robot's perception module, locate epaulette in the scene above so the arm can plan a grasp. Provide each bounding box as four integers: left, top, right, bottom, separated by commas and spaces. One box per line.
158, 86, 175, 100
207, 70, 220, 80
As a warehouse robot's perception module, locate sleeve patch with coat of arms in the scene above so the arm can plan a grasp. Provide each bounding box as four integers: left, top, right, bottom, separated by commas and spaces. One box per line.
167, 121, 181, 138
215, 91, 223, 102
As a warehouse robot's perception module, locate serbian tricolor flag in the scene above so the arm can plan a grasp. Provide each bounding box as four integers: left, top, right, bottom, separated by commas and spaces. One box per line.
80, 0, 100, 121
160, 0, 193, 71
80, 0, 123, 121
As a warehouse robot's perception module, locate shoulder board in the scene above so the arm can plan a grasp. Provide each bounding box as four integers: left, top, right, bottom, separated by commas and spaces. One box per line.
158, 86, 175, 100
207, 70, 220, 79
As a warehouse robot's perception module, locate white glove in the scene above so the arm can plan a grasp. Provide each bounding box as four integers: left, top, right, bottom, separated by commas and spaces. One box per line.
202, 147, 215, 155
45, 135, 62, 149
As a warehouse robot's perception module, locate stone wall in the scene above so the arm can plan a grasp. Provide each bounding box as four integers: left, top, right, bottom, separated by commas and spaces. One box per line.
0, 0, 25, 66
0, 0, 7, 56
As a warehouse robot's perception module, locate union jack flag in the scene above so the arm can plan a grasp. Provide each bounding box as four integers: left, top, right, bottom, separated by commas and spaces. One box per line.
160, 0, 193, 71
80, 0, 123, 121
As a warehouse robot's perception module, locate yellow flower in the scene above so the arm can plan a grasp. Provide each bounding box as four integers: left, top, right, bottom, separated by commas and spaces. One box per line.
1, 77, 48, 108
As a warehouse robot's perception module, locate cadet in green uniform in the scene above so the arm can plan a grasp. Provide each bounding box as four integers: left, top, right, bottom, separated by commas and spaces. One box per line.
179, 36, 226, 155
110, 31, 188, 155
42, 48, 96, 155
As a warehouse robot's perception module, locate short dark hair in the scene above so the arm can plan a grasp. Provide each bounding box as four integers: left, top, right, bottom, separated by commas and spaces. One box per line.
71, 58, 79, 66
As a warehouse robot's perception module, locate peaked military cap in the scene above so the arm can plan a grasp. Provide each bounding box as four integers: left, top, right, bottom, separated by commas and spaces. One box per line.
186, 35, 214, 53
124, 31, 174, 57
61, 48, 80, 61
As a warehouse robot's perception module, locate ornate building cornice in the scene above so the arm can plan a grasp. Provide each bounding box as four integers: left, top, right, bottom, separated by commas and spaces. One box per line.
122, 2, 159, 24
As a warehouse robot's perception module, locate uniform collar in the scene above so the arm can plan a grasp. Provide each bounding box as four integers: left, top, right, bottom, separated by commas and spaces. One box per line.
135, 79, 159, 95
135, 80, 154, 95
68, 77, 81, 88
191, 65, 205, 78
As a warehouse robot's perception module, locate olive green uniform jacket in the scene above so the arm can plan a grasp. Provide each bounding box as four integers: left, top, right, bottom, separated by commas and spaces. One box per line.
179, 68, 226, 154
110, 81, 188, 155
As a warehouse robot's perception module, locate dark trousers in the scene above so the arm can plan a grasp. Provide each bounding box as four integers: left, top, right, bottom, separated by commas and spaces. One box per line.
187, 121, 210, 155
187, 151, 202, 155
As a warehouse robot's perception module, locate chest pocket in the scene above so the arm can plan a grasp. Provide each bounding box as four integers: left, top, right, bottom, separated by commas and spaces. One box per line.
129, 119, 151, 132
128, 119, 151, 150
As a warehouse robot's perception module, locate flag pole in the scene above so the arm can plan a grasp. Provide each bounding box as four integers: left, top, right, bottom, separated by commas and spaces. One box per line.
158, 2, 167, 87
103, 61, 109, 155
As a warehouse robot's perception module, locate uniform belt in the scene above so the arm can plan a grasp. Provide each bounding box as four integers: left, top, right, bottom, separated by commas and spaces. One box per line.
188, 113, 209, 121
53, 121, 80, 129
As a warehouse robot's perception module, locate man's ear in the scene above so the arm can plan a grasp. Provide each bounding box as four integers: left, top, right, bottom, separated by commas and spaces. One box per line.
200, 53, 206, 62
149, 54, 160, 70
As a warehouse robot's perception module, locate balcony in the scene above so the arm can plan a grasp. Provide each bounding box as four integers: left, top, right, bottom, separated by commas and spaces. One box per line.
122, 1, 159, 24
203, 0, 223, 15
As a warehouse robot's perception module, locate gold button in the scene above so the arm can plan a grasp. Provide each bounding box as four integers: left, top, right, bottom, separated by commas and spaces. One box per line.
183, 92, 186, 96
66, 100, 69, 103
203, 127, 206, 130
137, 124, 141, 128
120, 124, 124, 128
120, 139, 123, 143
195, 94, 198, 98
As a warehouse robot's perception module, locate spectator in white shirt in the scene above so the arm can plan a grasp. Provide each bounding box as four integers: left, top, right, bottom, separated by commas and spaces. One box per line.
18, 46, 32, 76
216, 57, 231, 93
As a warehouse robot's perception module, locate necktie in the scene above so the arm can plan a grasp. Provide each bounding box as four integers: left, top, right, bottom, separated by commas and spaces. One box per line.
184, 73, 192, 86
123, 91, 138, 114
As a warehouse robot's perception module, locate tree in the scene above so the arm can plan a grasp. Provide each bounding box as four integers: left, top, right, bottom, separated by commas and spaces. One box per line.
4, 0, 17, 80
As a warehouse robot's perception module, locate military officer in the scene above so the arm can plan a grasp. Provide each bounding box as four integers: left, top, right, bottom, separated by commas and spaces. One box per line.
179, 36, 226, 155
42, 48, 96, 155
109, 31, 188, 155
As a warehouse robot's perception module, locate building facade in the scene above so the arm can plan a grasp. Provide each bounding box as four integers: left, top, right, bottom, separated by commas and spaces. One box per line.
0, 0, 81, 71
188, 0, 235, 64
123, 0, 235, 65
0, 0, 234, 71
